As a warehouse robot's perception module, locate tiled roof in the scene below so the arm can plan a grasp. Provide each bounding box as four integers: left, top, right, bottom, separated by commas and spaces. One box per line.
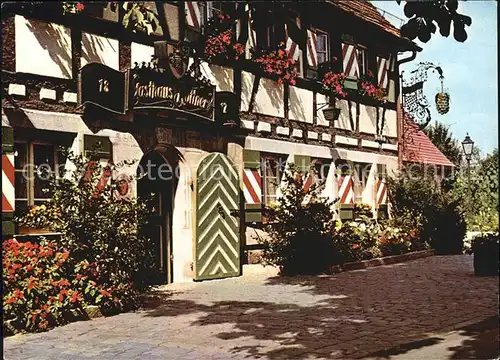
403, 114, 455, 167
326, 0, 405, 39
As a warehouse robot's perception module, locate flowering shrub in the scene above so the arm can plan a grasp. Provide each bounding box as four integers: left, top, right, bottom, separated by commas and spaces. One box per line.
377, 226, 411, 256
8, 148, 155, 333
253, 42, 297, 85
62, 2, 84, 15
2, 238, 143, 335
3, 239, 81, 332
358, 70, 387, 102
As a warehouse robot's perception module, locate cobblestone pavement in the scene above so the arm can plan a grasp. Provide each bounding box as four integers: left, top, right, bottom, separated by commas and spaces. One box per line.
4, 255, 499, 360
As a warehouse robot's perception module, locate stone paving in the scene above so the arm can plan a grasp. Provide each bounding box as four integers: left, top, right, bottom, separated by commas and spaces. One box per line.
4, 255, 499, 360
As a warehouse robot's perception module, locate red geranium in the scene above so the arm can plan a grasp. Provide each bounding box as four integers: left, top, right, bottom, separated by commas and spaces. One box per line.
254, 42, 297, 85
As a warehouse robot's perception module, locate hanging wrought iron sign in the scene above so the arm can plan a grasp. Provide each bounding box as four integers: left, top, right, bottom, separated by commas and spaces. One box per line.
401, 61, 449, 130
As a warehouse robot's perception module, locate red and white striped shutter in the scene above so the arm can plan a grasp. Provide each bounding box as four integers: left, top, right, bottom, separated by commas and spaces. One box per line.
342, 43, 359, 77
285, 18, 301, 61
185, 1, 202, 29
2, 154, 15, 212
306, 30, 318, 68
376, 178, 387, 205
338, 174, 354, 204
243, 168, 261, 205
377, 55, 390, 89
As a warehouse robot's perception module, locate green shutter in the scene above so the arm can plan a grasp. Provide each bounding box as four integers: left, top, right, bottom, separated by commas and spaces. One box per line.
339, 204, 354, 220
243, 150, 261, 169
377, 164, 387, 180
294, 155, 311, 173
243, 150, 262, 224
2, 126, 14, 153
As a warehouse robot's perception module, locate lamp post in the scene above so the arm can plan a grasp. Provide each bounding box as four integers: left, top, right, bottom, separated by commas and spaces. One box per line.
461, 133, 475, 222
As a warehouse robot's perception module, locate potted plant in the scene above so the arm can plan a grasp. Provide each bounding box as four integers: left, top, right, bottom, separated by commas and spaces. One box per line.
358, 70, 387, 103
252, 42, 297, 85
470, 232, 499, 276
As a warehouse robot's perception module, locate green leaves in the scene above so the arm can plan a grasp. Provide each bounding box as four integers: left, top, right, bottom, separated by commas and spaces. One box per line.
122, 2, 160, 35
398, 0, 472, 43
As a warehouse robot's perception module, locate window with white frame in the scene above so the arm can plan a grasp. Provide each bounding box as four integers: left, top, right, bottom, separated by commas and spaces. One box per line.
315, 30, 329, 65
206, 1, 224, 19
262, 154, 286, 205
357, 47, 369, 77
14, 142, 63, 213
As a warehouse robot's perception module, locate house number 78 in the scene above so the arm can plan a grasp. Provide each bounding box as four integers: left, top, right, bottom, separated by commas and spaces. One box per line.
98, 79, 110, 93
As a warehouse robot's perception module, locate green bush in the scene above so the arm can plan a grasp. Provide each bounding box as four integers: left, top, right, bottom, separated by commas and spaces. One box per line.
387, 171, 466, 255
9, 148, 156, 333
259, 163, 337, 275
16, 149, 156, 291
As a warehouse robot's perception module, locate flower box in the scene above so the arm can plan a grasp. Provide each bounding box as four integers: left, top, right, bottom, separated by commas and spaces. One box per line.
344, 77, 359, 91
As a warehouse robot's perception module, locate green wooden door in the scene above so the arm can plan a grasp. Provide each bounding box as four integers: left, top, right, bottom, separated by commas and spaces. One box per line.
195, 153, 241, 281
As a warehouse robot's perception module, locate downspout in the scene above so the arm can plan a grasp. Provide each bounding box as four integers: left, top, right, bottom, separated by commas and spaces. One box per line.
396, 50, 417, 170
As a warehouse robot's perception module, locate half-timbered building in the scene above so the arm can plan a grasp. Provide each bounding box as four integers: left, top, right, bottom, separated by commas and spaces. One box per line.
2, 1, 421, 283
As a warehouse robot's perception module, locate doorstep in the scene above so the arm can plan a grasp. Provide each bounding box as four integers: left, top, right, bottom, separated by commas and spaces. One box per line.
328, 250, 435, 274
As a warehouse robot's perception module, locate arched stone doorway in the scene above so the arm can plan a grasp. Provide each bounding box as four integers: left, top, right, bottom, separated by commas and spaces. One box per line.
137, 144, 181, 284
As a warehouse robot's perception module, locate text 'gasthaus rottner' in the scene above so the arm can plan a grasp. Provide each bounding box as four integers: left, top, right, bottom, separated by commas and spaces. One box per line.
134, 81, 213, 110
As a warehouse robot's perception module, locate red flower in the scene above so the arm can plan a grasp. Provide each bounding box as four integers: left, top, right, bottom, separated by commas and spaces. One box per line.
100, 289, 111, 297
76, 3, 85, 11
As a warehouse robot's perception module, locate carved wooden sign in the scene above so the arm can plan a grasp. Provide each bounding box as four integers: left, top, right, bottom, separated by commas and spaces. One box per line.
78, 63, 128, 114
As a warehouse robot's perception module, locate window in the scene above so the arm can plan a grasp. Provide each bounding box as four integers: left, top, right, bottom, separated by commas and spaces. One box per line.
262, 155, 286, 205
316, 30, 329, 65
14, 142, 63, 214
357, 47, 369, 77
206, 1, 224, 19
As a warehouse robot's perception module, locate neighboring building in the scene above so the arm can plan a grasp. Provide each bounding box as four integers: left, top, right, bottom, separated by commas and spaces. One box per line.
402, 114, 455, 179
2, 1, 420, 283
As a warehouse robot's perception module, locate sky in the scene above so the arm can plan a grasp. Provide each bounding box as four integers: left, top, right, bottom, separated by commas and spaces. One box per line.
371, 1, 498, 156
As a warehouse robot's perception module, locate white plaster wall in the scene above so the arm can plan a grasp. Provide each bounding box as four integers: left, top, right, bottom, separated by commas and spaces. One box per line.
200, 62, 234, 92
382, 109, 398, 138
255, 78, 284, 117
316, 93, 329, 127
81, 32, 119, 70
240, 71, 254, 112
131, 42, 154, 67
15, 16, 72, 79
358, 104, 377, 134
335, 99, 355, 131
289, 86, 313, 123
240, 72, 284, 117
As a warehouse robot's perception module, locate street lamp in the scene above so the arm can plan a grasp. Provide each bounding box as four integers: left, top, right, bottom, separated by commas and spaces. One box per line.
461, 133, 475, 222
